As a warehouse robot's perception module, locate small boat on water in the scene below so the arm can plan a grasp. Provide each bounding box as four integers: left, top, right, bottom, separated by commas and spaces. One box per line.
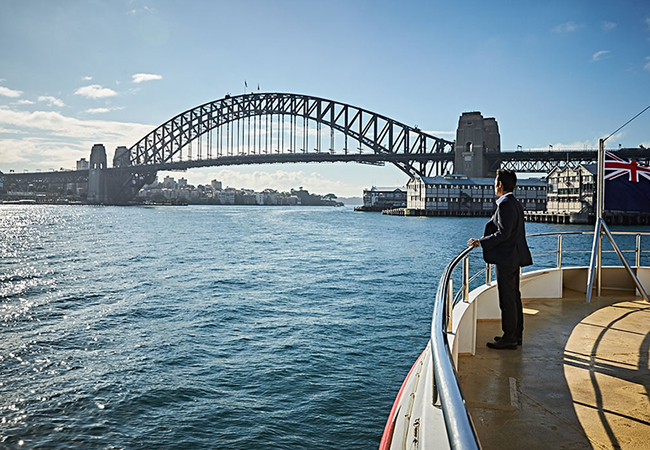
2, 199, 37, 204
380, 138, 650, 449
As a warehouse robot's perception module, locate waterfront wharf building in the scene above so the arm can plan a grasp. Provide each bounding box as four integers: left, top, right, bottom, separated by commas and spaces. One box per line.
397, 174, 546, 216
546, 164, 596, 214
356, 186, 407, 211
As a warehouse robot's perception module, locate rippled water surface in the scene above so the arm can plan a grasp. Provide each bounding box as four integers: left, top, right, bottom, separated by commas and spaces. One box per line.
0, 205, 644, 449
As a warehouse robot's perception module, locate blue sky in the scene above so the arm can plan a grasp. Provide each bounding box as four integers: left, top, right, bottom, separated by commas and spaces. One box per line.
1, 0, 650, 196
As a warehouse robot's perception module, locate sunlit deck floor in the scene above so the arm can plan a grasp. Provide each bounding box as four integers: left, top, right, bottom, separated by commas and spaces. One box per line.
458, 288, 650, 450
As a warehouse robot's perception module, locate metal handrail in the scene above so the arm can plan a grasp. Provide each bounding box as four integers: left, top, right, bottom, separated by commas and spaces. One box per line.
431, 245, 480, 450
430, 230, 650, 449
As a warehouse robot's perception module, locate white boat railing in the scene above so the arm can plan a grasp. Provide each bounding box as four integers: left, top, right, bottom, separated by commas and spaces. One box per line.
431, 230, 650, 450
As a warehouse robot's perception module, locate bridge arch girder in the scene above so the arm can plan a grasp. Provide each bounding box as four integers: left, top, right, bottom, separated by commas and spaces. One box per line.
129, 92, 454, 178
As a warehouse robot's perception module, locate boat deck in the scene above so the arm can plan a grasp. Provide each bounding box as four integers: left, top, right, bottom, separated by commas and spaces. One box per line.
458, 288, 650, 450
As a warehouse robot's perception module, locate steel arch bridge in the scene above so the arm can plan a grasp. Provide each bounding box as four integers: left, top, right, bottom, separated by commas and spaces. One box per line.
128, 92, 454, 175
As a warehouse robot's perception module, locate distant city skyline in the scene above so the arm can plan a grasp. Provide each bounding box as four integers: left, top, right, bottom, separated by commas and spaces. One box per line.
1, 0, 650, 197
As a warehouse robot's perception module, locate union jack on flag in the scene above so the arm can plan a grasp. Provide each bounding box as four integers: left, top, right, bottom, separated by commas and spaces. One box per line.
604, 151, 650, 182
604, 151, 650, 213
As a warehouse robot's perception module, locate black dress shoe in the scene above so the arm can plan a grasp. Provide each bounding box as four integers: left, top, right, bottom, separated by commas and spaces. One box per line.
494, 336, 522, 346
487, 339, 517, 350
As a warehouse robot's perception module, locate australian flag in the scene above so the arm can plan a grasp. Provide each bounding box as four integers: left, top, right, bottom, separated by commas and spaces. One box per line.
605, 151, 650, 212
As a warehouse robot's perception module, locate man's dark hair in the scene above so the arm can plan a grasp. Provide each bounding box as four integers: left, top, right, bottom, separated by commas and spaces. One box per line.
496, 169, 517, 192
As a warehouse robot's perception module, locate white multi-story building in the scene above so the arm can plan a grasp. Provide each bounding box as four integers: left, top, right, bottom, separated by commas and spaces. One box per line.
361, 186, 406, 210
407, 174, 547, 214
546, 164, 596, 213
216, 190, 236, 205
76, 158, 90, 170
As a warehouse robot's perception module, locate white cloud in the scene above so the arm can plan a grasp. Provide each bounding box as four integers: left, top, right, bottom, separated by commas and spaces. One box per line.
85, 106, 125, 114
82, 76, 93, 81
522, 140, 596, 152
646, 18, 650, 30
552, 21, 579, 34
0, 106, 151, 141
38, 95, 66, 107
127, 6, 156, 15
0, 137, 88, 168
132, 73, 163, 83
602, 21, 617, 31
74, 84, 118, 99
645, 57, 650, 72
0, 86, 23, 98
591, 50, 610, 62
16, 99, 35, 105
424, 130, 455, 136
0, 106, 154, 172
0, 127, 27, 134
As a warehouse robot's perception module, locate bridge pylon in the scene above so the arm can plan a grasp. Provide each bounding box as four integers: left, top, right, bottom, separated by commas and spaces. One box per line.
453, 112, 500, 178
87, 144, 157, 205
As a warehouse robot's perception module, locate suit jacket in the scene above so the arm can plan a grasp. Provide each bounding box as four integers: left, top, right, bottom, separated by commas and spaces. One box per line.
479, 193, 533, 267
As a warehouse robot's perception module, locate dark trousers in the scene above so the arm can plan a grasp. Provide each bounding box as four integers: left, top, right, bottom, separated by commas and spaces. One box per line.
495, 265, 523, 343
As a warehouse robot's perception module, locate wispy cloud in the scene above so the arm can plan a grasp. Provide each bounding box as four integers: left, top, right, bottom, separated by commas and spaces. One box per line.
132, 73, 163, 83
85, 106, 125, 114
424, 130, 455, 136
552, 21, 579, 34
126, 6, 156, 15
16, 99, 35, 105
646, 18, 650, 30
591, 50, 610, 62
0, 127, 28, 134
0, 137, 88, 167
74, 84, 118, 99
645, 57, 650, 72
82, 76, 93, 81
0, 86, 23, 98
0, 106, 151, 140
602, 21, 617, 31
0, 106, 153, 170
38, 95, 66, 107
524, 140, 597, 152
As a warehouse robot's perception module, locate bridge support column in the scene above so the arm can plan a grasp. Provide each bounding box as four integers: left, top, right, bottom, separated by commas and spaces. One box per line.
87, 144, 157, 205
88, 144, 107, 204
453, 112, 500, 177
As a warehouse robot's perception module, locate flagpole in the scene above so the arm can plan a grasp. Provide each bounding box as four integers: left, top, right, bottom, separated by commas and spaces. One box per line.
597, 138, 604, 297
586, 139, 605, 302
586, 105, 650, 303
596, 139, 604, 220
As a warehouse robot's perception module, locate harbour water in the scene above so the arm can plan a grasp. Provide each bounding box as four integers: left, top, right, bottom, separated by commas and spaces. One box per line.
0, 205, 636, 449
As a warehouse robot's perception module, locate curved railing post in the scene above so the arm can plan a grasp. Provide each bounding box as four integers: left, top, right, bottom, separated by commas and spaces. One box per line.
463, 257, 470, 303
431, 246, 481, 450
447, 279, 454, 334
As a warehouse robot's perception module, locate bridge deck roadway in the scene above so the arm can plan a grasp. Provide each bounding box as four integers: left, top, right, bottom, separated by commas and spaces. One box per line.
5, 148, 649, 181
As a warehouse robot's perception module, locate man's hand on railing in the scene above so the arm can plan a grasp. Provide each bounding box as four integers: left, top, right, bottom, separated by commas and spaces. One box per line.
467, 238, 481, 248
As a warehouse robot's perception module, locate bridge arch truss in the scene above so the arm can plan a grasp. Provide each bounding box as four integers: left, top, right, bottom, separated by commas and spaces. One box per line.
130, 92, 455, 178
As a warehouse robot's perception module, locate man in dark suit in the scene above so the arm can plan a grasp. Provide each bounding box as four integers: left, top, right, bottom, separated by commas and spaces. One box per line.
468, 169, 533, 350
